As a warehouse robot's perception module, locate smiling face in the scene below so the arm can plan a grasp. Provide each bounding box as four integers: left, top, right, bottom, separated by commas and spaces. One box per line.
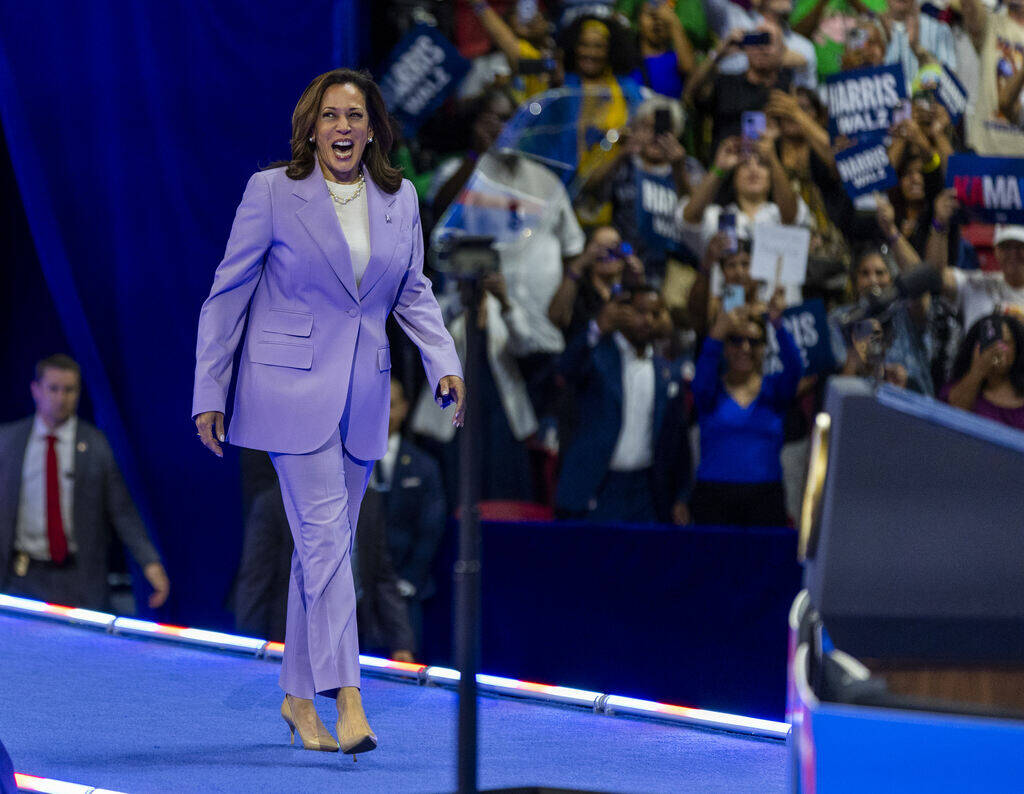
854, 253, 892, 298
313, 82, 373, 184
574, 26, 610, 78
721, 250, 751, 286
724, 319, 767, 376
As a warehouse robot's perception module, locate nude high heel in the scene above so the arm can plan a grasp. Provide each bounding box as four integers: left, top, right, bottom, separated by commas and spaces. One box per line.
336, 686, 377, 760
281, 694, 340, 752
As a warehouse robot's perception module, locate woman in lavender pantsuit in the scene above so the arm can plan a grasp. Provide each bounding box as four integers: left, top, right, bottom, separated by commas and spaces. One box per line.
192, 69, 464, 756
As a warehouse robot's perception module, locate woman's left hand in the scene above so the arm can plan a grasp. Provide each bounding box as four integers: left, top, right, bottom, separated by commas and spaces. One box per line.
438, 375, 467, 427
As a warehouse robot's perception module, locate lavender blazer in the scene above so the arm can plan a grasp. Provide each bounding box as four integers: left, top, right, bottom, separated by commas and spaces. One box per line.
192, 166, 461, 459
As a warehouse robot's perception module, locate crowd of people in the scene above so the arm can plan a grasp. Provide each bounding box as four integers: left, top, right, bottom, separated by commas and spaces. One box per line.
9, 0, 1024, 664
379, 0, 1024, 533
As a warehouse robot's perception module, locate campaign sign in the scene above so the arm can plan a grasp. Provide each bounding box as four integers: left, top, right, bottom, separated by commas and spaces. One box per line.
835, 139, 897, 199
826, 64, 907, 142
933, 65, 968, 125
947, 154, 1024, 224
379, 24, 471, 137
763, 299, 836, 377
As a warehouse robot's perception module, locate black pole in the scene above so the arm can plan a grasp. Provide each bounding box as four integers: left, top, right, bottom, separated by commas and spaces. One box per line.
456, 278, 483, 794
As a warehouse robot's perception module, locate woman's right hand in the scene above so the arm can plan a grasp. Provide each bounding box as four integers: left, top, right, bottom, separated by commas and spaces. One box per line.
970, 342, 1009, 379
713, 137, 742, 173
195, 411, 226, 458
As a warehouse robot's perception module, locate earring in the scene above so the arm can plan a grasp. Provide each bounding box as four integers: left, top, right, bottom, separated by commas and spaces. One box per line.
308, 136, 314, 143
368, 136, 374, 143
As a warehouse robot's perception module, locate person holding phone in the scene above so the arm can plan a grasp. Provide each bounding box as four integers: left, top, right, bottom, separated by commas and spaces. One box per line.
677, 134, 807, 264
943, 313, 1024, 429
684, 22, 796, 155
192, 68, 464, 757
690, 295, 802, 527
469, 0, 560, 102
685, 229, 753, 336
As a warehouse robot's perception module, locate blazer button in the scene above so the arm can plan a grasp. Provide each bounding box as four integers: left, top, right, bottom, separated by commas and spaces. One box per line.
347, 308, 359, 318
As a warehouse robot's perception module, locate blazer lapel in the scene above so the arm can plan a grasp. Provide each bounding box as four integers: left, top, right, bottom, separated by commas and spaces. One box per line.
0, 418, 33, 554
293, 167, 359, 304
359, 174, 401, 300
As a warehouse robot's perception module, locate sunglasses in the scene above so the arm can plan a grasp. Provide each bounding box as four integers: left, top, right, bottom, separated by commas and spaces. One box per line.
726, 334, 766, 347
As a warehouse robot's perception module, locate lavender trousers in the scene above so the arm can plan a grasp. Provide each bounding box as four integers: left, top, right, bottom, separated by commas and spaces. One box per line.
270, 427, 372, 699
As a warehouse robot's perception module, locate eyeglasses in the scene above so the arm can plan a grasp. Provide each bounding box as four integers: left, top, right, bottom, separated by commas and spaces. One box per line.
726, 334, 765, 347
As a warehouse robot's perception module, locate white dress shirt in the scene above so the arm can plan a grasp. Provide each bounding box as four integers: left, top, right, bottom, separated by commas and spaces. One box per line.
375, 432, 402, 489
608, 332, 656, 472
15, 415, 78, 559
326, 177, 371, 287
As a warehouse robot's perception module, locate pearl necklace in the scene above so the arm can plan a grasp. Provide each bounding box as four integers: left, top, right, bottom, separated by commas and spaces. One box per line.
328, 172, 365, 207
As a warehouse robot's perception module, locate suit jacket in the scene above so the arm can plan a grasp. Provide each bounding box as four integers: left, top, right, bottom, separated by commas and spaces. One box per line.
555, 331, 692, 522
0, 417, 161, 608
382, 437, 446, 600
355, 486, 416, 654
192, 166, 462, 458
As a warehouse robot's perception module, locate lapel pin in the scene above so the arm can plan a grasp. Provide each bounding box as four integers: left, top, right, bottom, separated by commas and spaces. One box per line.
385, 213, 391, 223
77, 441, 87, 453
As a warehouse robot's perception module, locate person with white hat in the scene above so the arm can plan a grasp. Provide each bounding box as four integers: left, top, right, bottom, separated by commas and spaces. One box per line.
942, 224, 1024, 330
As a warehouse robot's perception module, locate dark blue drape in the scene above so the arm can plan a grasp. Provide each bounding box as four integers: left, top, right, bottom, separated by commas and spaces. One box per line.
0, 1, 365, 627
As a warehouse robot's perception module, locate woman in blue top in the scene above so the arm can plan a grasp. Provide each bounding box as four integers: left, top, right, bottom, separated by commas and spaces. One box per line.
690, 297, 802, 527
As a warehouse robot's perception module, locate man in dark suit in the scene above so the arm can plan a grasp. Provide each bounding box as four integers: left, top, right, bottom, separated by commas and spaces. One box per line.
556, 287, 692, 524
360, 379, 446, 657
0, 355, 169, 610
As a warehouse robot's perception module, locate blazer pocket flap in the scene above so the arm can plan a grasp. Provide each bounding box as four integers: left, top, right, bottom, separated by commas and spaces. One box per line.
250, 341, 313, 370
264, 309, 314, 337
378, 346, 391, 372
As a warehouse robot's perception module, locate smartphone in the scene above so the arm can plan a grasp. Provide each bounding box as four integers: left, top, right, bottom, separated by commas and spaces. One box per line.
846, 27, 869, 50
741, 31, 771, 47
654, 107, 672, 136
723, 283, 746, 313
741, 111, 766, 142
519, 57, 556, 75
979, 317, 1004, 351
719, 212, 738, 255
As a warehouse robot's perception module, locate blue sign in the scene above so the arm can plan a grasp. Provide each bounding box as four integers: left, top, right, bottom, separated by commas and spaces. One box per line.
763, 300, 836, 377
825, 64, 907, 143
635, 168, 685, 256
934, 65, 968, 125
835, 139, 898, 199
378, 24, 471, 137
948, 154, 1024, 224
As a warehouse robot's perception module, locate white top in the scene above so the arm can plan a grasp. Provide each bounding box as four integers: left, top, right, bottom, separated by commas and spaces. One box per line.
326, 177, 371, 288
609, 332, 656, 472
952, 268, 1024, 331
376, 432, 402, 489
15, 415, 78, 559
439, 152, 586, 355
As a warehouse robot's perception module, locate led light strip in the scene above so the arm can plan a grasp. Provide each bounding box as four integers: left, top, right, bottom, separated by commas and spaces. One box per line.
0, 594, 115, 629
1, 594, 789, 739
111, 617, 266, 653
14, 772, 126, 793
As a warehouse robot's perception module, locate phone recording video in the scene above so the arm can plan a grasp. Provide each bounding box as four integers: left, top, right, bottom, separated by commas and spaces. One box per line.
719, 212, 738, 255
741, 111, 766, 142
741, 31, 771, 47
979, 317, 1004, 351
654, 107, 672, 136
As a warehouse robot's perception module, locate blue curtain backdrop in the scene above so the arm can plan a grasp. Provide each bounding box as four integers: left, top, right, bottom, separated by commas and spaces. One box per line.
0, 1, 366, 627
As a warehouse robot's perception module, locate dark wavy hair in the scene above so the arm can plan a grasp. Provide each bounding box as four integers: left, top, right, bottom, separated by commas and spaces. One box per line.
558, 14, 638, 76
950, 313, 1024, 396
267, 68, 403, 193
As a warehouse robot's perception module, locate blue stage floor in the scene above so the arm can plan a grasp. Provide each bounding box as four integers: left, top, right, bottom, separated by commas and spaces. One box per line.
0, 612, 786, 793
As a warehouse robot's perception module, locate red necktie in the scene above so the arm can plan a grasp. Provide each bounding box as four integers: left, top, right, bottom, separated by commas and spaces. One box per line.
45, 435, 68, 564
